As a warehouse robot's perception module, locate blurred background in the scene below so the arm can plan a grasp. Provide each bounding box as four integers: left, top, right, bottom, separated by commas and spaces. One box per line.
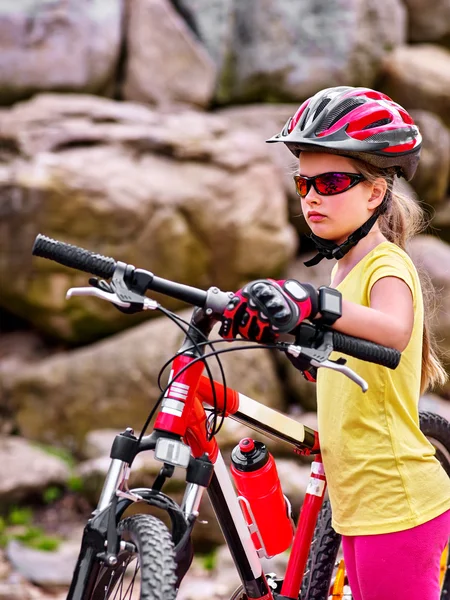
0, 0, 449, 598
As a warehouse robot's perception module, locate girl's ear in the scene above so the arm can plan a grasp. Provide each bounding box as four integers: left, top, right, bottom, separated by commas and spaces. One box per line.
368, 178, 387, 210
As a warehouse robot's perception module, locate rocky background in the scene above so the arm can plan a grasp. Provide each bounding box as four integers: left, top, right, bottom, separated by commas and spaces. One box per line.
1, 0, 450, 598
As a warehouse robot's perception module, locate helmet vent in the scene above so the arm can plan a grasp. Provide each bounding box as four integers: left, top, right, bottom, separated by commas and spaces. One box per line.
317, 98, 365, 132
365, 127, 416, 144
313, 97, 331, 120
362, 118, 391, 130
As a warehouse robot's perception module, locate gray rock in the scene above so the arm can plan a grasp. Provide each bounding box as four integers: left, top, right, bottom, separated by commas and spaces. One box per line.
218, 0, 406, 103
5, 312, 285, 451
0, 0, 123, 104
0, 93, 296, 342
172, 0, 234, 72
380, 45, 450, 128
402, 0, 450, 43
433, 199, 450, 245
0, 437, 70, 503
218, 103, 310, 237
123, 0, 216, 108
6, 539, 79, 587
409, 111, 450, 206
408, 236, 450, 386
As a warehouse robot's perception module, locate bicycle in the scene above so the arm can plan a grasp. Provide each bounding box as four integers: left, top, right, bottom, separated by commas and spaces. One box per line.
31, 233, 450, 600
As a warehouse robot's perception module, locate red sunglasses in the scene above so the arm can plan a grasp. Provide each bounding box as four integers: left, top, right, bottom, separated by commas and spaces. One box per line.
293, 172, 365, 198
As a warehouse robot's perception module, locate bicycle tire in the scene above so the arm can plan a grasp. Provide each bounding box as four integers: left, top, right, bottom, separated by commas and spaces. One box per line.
302, 411, 450, 600
88, 514, 178, 600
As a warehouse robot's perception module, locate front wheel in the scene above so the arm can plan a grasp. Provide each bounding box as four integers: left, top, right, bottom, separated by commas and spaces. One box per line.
302, 411, 450, 600
89, 514, 178, 600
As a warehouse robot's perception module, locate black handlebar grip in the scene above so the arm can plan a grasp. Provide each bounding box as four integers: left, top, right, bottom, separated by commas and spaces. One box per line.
32, 234, 117, 279
332, 331, 401, 370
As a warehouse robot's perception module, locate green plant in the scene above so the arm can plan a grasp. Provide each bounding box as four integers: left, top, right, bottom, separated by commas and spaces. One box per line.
200, 549, 217, 571
42, 485, 63, 504
67, 475, 84, 493
9, 525, 61, 552
7, 506, 32, 526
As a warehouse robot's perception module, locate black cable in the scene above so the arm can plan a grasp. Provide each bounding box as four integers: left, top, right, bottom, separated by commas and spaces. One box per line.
157, 309, 229, 438
138, 342, 279, 444
138, 306, 222, 443
156, 336, 277, 437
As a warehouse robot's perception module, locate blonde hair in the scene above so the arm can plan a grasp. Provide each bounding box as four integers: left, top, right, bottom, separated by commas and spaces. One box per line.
353, 158, 448, 394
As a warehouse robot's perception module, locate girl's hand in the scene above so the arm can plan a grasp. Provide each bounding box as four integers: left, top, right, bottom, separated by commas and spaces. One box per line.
219, 279, 318, 342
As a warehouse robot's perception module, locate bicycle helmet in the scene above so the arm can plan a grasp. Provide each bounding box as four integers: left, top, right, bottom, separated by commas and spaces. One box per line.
266, 86, 422, 266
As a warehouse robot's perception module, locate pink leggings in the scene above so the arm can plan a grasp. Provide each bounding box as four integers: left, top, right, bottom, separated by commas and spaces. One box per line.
341, 509, 450, 600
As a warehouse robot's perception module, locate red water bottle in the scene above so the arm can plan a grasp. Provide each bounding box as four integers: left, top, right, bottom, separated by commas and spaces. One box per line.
230, 438, 294, 557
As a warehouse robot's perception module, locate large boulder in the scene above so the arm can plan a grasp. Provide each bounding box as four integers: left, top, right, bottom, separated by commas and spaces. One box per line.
402, 0, 450, 43
218, 104, 311, 238
379, 45, 450, 128
2, 311, 285, 452
0, 0, 123, 105
122, 0, 216, 108
0, 436, 70, 504
171, 0, 234, 74
0, 94, 296, 342
217, 0, 406, 104
409, 111, 450, 206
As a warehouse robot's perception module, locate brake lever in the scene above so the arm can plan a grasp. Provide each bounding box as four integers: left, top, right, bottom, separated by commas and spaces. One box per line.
310, 357, 368, 392
284, 343, 368, 392
65, 286, 158, 310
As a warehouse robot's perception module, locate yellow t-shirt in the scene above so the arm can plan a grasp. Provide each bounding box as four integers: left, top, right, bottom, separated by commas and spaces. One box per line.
317, 241, 450, 536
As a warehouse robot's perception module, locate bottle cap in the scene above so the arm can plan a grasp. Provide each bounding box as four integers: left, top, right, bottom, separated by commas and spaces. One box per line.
239, 438, 255, 453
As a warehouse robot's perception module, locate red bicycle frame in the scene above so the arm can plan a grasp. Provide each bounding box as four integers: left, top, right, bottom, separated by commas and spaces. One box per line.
154, 352, 326, 600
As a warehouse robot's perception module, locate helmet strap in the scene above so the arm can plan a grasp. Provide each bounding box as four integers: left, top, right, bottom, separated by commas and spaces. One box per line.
303, 191, 390, 267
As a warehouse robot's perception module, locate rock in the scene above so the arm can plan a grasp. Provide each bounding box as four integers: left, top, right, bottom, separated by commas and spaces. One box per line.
433, 199, 450, 245
123, 0, 216, 108
0, 437, 70, 503
4, 312, 285, 451
218, 0, 406, 104
409, 111, 450, 206
172, 0, 234, 74
0, 0, 123, 105
379, 45, 450, 128
218, 103, 310, 237
402, 0, 450, 43
276, 459, 312, 513
408, 235, 450, 379
0, 94, 296, 342
6, 539, 79, 587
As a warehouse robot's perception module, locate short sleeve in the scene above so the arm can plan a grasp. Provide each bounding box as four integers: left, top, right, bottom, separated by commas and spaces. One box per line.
363, 248, 417, 309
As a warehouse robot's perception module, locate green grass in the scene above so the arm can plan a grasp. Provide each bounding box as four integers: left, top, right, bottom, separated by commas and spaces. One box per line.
0, 507, 62, 552
200, 549, 217, 571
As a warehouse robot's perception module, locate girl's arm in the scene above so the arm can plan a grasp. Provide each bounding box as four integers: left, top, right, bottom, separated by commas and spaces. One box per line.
331, 276, 415, 352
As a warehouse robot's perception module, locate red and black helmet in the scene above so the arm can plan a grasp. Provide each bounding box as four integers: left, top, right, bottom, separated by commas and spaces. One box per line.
266, 86, 422, 181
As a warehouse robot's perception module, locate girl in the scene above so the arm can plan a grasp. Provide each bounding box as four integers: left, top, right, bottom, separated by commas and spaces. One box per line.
220, 86, 450, 600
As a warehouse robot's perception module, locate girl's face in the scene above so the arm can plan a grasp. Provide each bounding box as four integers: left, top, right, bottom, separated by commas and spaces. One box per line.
297, 153, 383, 244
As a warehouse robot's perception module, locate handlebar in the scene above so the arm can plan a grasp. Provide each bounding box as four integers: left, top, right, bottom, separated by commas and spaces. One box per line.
32, 234, 401, 373
33, 234, 209, 308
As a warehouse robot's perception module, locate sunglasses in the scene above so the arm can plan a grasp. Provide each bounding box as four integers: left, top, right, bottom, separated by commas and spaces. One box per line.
293, 172, 365, 198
